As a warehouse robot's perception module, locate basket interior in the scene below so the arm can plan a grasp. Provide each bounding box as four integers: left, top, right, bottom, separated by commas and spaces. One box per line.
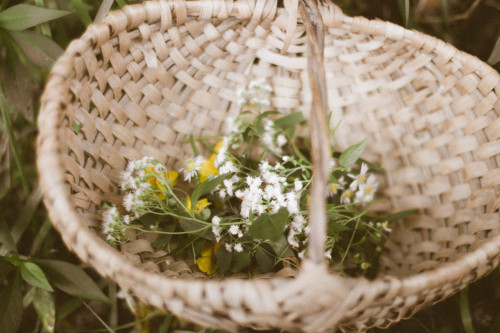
57, 5, 500, 279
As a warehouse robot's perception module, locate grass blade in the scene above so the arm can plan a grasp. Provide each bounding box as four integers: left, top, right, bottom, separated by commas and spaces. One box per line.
11, 186, 42, 244
404, 0, 410, 27
34, 0, 52, 37
70, 0, 92, 27
83, 301, 115, 333
460, 287, 475, 333
488, 35, 500, 65
439, 0, 450, 29
94, 0, 114, 23
0, 84, 30, 195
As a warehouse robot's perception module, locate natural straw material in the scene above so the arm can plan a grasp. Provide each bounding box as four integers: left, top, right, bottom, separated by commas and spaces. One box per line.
37, 0, 500, 331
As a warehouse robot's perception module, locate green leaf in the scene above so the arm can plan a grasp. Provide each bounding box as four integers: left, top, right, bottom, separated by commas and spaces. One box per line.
327, 221, 351, 234
178, 219, 212, 239
339, 138, 367, 169
32, 288, 56, 333
21, 261, 54, 292
11, 30, 64, 70
23, 286, 36, 308
11, 186, 42, 244
230, 252, 251, 273
255, 245, 275, 272
70, 0, 92, 27
33, 259, 110, 303
29, 217, 52, 256
190, 174, 228, 206
73, 122, 82, 134
269, 236, 295, 259
0, 271, 23, 333
0, 219, 16, 255
56, 298, 83, 322
188, 135, 200, 155
0, 4, 70, 31
274, 112, 305, 130
248, 208, 289, 242
215, 245, 232, 274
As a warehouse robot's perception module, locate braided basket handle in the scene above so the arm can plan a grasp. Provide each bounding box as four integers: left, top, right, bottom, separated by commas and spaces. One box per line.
299, 0, 331, 264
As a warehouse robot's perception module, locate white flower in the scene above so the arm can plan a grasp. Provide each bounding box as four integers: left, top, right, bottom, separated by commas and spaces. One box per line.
229, 225, 239, 235
123, 193, 134, 212
294, 179, 303, 191
223, 177, 238, 196
327, 181, 344, 197
287, 229, 299, 248
286, 191, 299, 214
298, 251, 305, 260
212, 226, 221, 242
255, 204, 265, 216
380, 221, 392, 232
259, 160, 270, 172
218, 189, 227, 199
224, 243, 232, 252
341, 189, 355, 204
219, 161, 237, 175
324, 252, 332, 259
226, 116, 243, 133
349, 163, 369, 191
215, 138, 230, 167
291, 214, 306, 231
181, 156, 205, 182
234, 243, 244, 253
238, 78, 272, 107
355, 175, 378, 202
212, 216, 221, 225
329, 158, 337, 170
102, 206, 118, 235
276, 134, 287, 147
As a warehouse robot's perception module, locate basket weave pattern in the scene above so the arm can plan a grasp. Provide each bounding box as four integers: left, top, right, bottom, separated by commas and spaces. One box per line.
37, 1, 500, 331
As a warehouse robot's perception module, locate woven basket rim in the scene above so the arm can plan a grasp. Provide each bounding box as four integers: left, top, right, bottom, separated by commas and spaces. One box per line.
36, 0, 500, 330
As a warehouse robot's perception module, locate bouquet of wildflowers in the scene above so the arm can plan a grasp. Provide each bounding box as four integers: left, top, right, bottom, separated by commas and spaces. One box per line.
102, 79, 411, 278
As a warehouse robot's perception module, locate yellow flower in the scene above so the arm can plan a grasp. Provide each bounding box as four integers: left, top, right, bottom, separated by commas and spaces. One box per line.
144, 166, 178, 200
186, 197, 212, 214
196, 242, 222, 274
199, 154, 218, 182
214, 140, 224, 153
167, 170, 178, 187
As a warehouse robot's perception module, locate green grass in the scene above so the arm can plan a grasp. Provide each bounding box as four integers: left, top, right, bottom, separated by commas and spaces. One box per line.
0, 0, 499, 332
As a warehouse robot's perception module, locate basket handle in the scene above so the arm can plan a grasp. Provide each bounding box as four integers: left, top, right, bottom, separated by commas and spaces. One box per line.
299, 0, 331, 265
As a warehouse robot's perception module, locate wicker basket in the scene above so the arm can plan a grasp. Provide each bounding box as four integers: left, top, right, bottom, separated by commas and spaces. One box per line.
37, 0, 500, 331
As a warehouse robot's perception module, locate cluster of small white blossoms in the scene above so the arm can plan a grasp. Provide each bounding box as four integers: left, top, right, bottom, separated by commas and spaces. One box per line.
236, 77, 272, 107
102, 157, 178, 243
101, 206, 128, 243
209, 154, 309, 253
330, 163, 379, 205
202, 79, 310, 253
